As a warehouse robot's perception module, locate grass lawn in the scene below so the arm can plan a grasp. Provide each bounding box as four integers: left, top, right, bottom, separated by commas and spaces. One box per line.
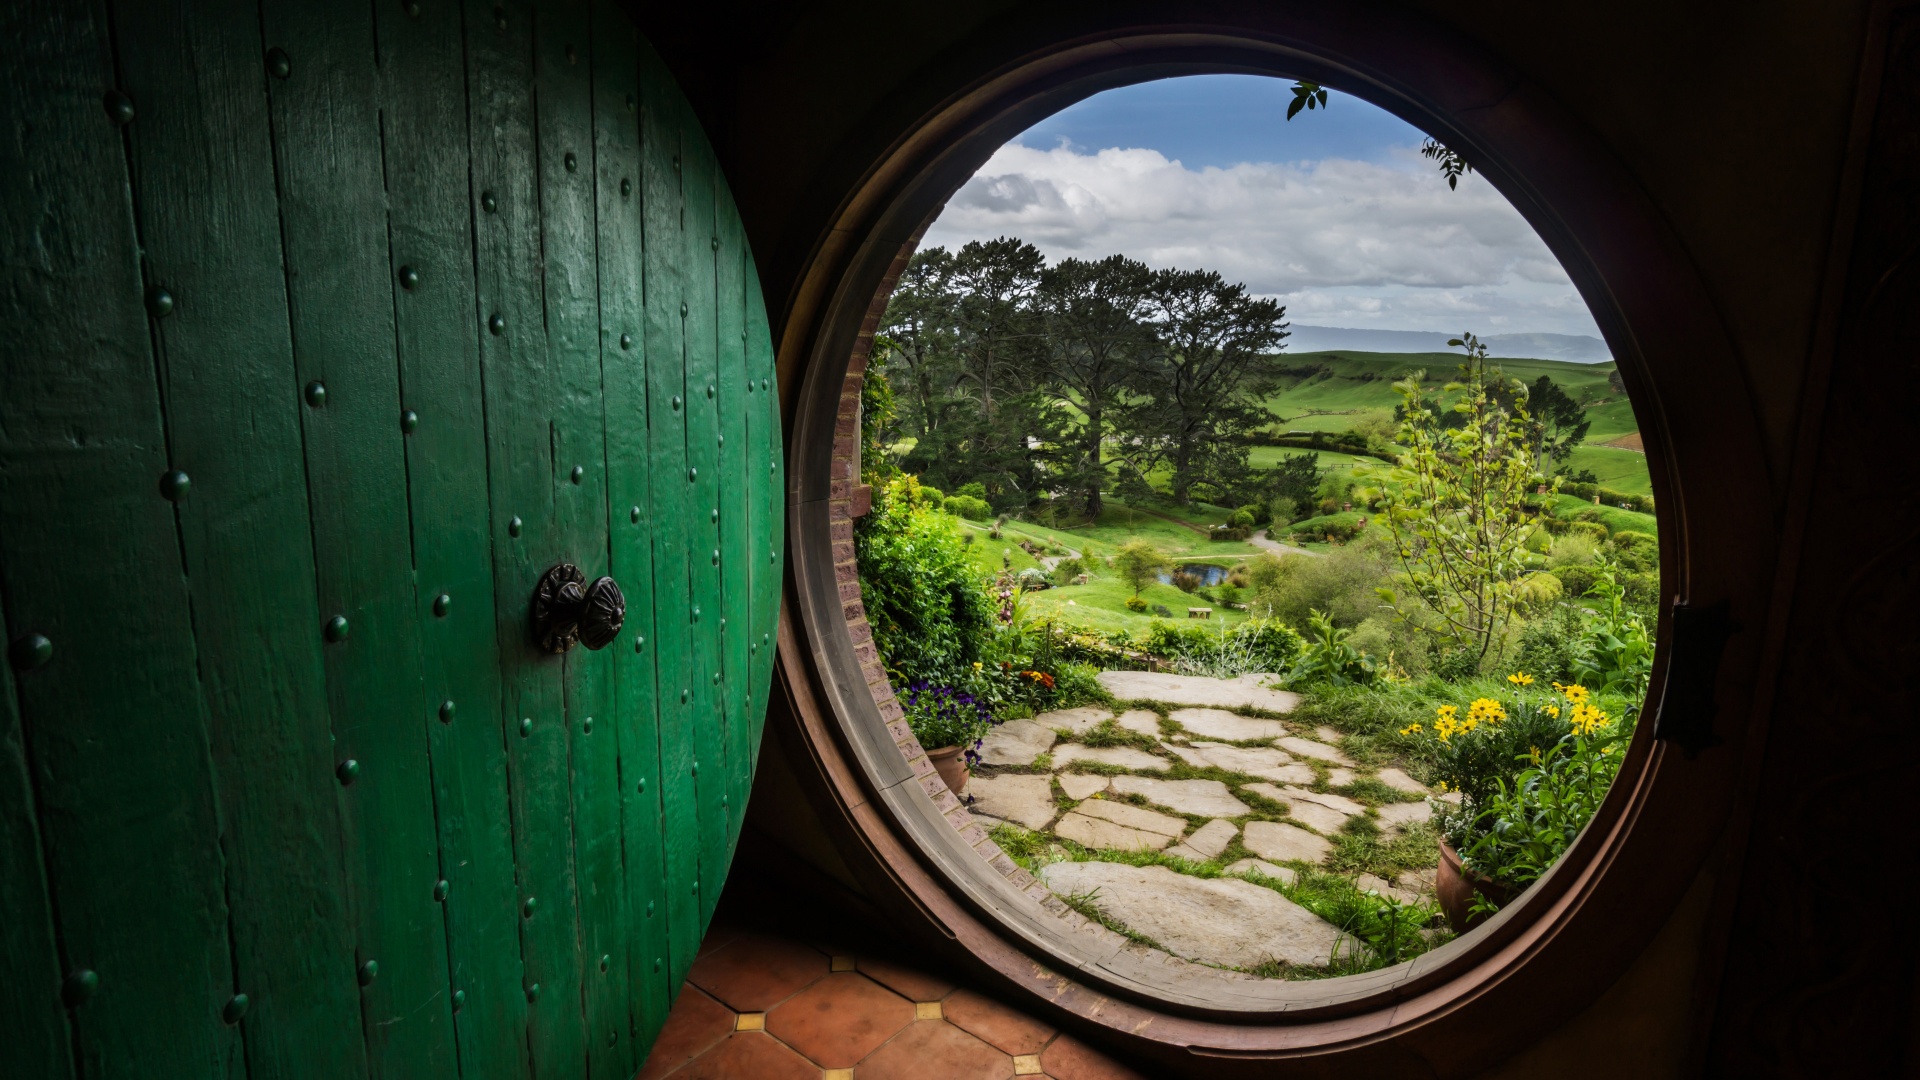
1549, 493, 1657, 535
1248, 446, 1383, 472
1066, 500, 1262, 558
1023, 574, 1246, 636
1565, 444, 1652, 496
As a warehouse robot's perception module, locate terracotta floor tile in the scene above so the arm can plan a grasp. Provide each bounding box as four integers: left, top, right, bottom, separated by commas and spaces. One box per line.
858, 1019, 1015, 1080
764, 971, 914, 1067
1040, 1032, 1150, 1080
687, 931, 828, 1011
637, 985, 735, 1080
944, 988, 1057, 1056
661, 1031, 817, 1080
858, 954, 957, 1002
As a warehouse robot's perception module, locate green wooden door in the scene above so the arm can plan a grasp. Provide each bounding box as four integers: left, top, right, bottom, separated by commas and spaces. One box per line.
0, 1, 783, 1076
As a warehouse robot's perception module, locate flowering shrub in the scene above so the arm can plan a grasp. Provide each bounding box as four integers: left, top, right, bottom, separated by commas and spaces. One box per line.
1399, 676, 1581, 809
902, 682, 998, 765
1456, 710, 1633, 901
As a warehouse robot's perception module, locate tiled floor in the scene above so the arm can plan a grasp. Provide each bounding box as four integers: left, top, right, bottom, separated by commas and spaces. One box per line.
637, 923, 1147, 1079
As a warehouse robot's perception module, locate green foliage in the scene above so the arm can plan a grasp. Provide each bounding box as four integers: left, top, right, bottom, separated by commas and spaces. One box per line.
1124, 595, 1148, 612
1052, 556, 1086, 585
1420, 138, 1473, 189
1568, 560, 1654, 699
1230, 508, 1256, 528
955, 481, 986, 498
1246, 538, 1391, 629
1286, 79, 1329, 119
1459, 721, 1632, 893
1608, 530, 1658, 573
1380, 333, 1545, 663
1114, 539, 1172, 597
1514, 606, 1585, 684
1414, 686, 1575, 810
942, 494, 993, 521
855, 476, 994, 688
1286, 610, 1377, 687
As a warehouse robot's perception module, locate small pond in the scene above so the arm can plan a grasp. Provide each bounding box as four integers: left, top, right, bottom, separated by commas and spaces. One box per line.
1159, 563, 1230, 586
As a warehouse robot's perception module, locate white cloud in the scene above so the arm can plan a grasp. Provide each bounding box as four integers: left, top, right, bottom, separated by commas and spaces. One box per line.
923, 143, 1602, 337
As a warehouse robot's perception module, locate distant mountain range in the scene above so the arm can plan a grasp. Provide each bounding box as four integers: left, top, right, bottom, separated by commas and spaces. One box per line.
1283, 325, 1613, 363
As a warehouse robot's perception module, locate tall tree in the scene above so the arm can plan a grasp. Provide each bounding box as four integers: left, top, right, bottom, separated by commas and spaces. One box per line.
1125, 268, 1291, 505
1035, 254, 1153, 518
950, 238, 1045, 416
879, 246, 960, 443
1527, 375, 1591, 470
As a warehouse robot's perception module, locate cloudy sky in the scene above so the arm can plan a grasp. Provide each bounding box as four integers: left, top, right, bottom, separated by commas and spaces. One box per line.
923, 75, 1604, 340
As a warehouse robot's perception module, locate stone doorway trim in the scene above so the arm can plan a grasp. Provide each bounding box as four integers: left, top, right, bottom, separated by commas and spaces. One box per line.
769, 5, 1775, 1075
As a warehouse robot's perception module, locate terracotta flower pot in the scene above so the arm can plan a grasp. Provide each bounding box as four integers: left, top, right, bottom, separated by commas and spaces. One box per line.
1436, 841, 1524, 934
926, 745, 969, 796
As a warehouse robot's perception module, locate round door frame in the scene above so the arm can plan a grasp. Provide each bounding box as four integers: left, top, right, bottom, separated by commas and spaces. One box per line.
768, 4, 1773, 1073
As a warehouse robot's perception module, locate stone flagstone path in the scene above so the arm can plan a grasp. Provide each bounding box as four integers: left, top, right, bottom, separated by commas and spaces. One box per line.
967, 670, 1456, 978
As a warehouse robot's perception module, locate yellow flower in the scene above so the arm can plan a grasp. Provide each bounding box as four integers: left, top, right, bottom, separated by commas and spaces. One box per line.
1527, 745, 1542, 765
1545, 704, 1560, 719
1568, 702, 1609, 737
1507, 672, 1535, 686
1434, 780, 1450, 793
1398, 722, 1424, 736
1435, 704, 1458, 722
1467, 697, 1506, 727
1553, 681, 1590, 705
973, 662, 983, 671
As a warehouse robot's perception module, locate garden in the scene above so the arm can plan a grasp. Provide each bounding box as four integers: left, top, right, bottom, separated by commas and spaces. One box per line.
855, 241, 1659, 981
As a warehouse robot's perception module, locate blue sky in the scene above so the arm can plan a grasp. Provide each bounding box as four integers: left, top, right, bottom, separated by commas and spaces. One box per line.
1015, 75, 1427, 169
924, 75, 1605, 340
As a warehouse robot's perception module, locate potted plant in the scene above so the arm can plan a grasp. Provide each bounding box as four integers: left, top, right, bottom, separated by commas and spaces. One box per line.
901, 682, 997, 796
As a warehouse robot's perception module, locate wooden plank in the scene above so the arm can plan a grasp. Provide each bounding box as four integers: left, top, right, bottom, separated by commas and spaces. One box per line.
371, 1, 531, 1076
714, 179, 752, 850
0, 621, 72, 1077
110, 0, 367, 1073
744, 249, 784, 757
679, 106, 729, 930
460, 1, 587, 1072
531, 1, 628, 1074
588, 0, 673, 1060
257, 0, 457, 1072
638, 38, 704, 983
0, 0, 238, 1072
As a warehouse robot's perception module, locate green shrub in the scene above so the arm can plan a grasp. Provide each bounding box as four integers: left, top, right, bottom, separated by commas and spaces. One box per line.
1427, 645, 1482, 682
1567, 521, 1610, 543
1240, 502, 1271, 527
955, 481, 986, 499
942, 494, 992, 521
1230, 508, 1256, 528
1124, 596, 1148, 612
1458, 720, 1632, 897
1514, 607, 1584, 684
1286, 610, 1377, 687
917, 484, 945, 505
1547, 534, 1598, 568
1551, 565, 1599, 600
1052, 556, 1086, 585
1247, 535, 1391, 629
855, 476, 993, 687
1608, 530, 1658, 573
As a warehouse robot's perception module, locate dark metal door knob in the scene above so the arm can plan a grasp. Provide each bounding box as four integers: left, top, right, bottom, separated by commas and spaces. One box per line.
531, 563, 625, 653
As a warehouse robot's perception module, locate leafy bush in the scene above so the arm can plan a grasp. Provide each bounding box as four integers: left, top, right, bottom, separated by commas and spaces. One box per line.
1286, 610, 1377, 687
1170, 569, 1202, 593
942, 494, 993, 521
1052, 556, 1086, 585
1566, 520, 1610, 544
1568, 560, 1653, 699
1608, 530, 1657, 573
1514, 607, 1584, 684
1246, 537, 1392, 629
1546, 534, 1598, 568
917, 484, 946, 505
1016, 567, 1051, 591
1230, 508, 1256, 528
1457, 713, 1633, 897
1152, 604, 1174, 617
1512, 571, 1563, 615
856, 477, 995, 688
1551, 564, 1598, 600
1210, 524, 1253, 541
1239, 502, 1270, 527
901, 682, 998, 762
1145, 618, 1304, 676
1124, 596, 1148, 612
954, 481, 986, 499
